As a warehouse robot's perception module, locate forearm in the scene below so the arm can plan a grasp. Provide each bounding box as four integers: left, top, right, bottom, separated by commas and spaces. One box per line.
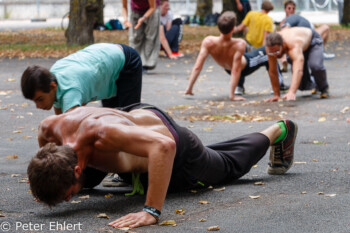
145, 142, 176, 210
289, 63, 303, 94
186, 67, 202, 93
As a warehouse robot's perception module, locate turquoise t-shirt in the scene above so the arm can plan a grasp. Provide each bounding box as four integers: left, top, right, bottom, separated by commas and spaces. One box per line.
50, 43, 125, 113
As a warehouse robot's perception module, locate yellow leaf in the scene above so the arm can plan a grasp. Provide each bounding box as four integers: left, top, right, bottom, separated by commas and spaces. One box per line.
254, 182, 264, 186
318, 192, 324, 195
190, 190, 198, 193
199, 200, 210, 204
203, 128, 212, 132
71, 200, 81, 204
11, 174, 21, 177
213, 187, 225, 191
12, 130, 22, 134
318, 117, 326, 122
325, 194, 336, 197
294, 161, 307, 164
7, 78, 16, 82
175, 208, 185, 215
97, 213, 109, 219
340, 106, 349, 113
301, 191, 307, 194
313, 140, 323, 144
159, 220, 176, 226
6, 154, 18, 159
207, 226, 220, 231
249, 195, 261, 199
79, 195, 90, 199
18, 178, 28, 183
104, 193, 113, 198
22, 136, 33, 139
199, 218, 207, 222
0, 214, 5, 217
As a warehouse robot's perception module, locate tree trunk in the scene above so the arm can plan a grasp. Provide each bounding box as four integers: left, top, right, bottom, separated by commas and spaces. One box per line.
342, 0, 350, 25
95, 0, 104, 26
65, 0, 99, 46
196, 0, 212, 20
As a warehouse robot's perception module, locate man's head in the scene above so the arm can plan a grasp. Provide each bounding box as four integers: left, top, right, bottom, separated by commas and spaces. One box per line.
28, 143, 83, 206
266, 33, 284, 58
160, 0, 169, 17
217, 11, 236, 34
284, 0, 296, 17
261, 1, 274, 12
21, 65, 57, 110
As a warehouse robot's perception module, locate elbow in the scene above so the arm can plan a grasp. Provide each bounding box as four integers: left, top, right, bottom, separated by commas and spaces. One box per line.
157, 138, 176, 161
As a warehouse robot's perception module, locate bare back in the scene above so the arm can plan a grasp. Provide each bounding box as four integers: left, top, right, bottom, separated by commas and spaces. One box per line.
279, 27, 312, 53
203, 35, 246, 70
38, 107, 175, 173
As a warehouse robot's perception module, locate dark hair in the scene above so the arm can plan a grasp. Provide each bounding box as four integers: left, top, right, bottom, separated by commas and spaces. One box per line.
261, 1, 274, 12
284, 0, 296, 9
217, 11, 236, 34
21, 65, 56, 100
266, 33, 283, 46
27, 143, 78, 206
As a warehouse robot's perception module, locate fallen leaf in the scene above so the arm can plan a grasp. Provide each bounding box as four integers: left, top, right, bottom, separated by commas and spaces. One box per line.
22, 136, 33, 139
190, 190, 197, 193
312, 159, 318, 162
0, 214, 5, 217
252, 164, 258, 168
175, 208, 185, 215
11, 174, 21, 177
118, 227, 130, 231
249, 195, 261, 199
199, 200, 210, 204
313, 140, 323, 144
203, 127, 212, 132
294, 161, 307, 164
104, 193, 113, 198
318, 117, 326, 122
97, 213, 109, 219
79, 195, 90, 199
7, 78, 16, 82
71, 200, 81, 204
325, 194, 336, 197
207, 226, 220, 231
159, 220, 176, 226
340, 106, 349, 113
301, 191, 307, 194
213, 187, 225, 191
254, 182, 265, 186
199, 218, 207, 222
12, 130, 22, 134
6, 154, 18, 159
18, 178, 29, 183
318, 192, 324, 195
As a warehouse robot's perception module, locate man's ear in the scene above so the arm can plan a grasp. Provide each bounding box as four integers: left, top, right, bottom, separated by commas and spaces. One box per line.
50, 81, 57, 91
74, 166, 82, 180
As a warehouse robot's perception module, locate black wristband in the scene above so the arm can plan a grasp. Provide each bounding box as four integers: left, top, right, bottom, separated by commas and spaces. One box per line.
143, 205, 161, 223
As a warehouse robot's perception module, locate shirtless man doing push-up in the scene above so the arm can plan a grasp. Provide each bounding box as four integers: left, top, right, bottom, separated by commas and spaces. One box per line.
28, 104, 298, 229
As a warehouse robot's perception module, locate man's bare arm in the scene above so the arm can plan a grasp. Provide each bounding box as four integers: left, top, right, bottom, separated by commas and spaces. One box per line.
185, 39, 210, 95
234, 23, 246, 34
284, 47, 304, 100
229, 45, 245, 101
122, 0, 132, 28
91, 123, 176, 228
265, 55, 281, 102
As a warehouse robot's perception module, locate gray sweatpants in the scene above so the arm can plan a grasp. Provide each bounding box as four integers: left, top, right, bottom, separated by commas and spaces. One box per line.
299, 30, 329, 91
129, 7, 160, 69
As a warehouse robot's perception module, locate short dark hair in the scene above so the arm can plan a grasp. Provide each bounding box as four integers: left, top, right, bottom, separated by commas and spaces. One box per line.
27, 143, 78, 206
266, 33, 283, 47
262, 1, 274, 12
21, 65, 56, 100
284, 0, 296, 9
217, 11, 236, 34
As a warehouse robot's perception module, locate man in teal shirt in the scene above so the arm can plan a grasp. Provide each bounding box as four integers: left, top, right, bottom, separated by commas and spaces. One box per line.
21, 43, 142, 114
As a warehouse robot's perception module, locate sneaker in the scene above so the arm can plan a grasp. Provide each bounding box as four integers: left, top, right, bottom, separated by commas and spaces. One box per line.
280, 83, 289, 91
102, 174, 129, 187
171, 52, 184, 58
267, 119, 298, 175
320, 88, 329, 99
234, 86, 245, 95
323, 52, 335, 60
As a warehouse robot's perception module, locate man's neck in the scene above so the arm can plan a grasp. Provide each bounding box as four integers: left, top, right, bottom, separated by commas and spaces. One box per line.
220, 32, 234, 41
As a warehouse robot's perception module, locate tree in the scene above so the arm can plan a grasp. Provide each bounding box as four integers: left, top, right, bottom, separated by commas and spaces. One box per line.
196, 0, 212, 20
222, 0, 243, 36
342, 0, 350, 25
65, 0, 101, 45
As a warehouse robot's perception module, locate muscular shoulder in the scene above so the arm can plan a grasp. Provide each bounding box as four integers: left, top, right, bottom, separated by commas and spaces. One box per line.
202, 36, 220, 49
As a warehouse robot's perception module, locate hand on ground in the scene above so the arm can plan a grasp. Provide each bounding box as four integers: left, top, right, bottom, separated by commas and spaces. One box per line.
282, 92, 296, 101
264, 96, 281, 102
108, 211, 156, 229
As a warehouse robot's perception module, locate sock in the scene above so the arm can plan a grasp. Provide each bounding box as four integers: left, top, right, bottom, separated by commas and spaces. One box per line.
274, 121, 287, 144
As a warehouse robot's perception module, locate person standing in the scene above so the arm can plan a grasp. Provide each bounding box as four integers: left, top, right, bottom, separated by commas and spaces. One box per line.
122, 0, 161, 72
